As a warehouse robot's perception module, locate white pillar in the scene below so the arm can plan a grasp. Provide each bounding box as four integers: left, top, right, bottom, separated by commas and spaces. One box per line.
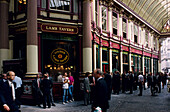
93, 43, 96, 70
129, 52, 132, 71
151, 58, 153, 73
158, 61, 161, 72
118, 14, 123, 37
120, 50, 123, 74
27, 45, 38, 74
92, 0, 95, 22
98, 4, 102, 28
0, 49, 9, 73
142, 56, 145, 74
100, 46, 102, 71
127, 20, 131, 40
109, 49, 112, 73
108, 7, 112, 34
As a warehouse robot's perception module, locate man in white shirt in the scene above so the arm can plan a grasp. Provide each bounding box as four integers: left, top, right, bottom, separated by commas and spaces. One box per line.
138, 72, 144, 96
13, 76, 22, 107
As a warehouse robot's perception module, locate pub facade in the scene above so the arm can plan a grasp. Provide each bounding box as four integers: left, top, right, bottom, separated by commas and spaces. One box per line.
0, 0, 160, 101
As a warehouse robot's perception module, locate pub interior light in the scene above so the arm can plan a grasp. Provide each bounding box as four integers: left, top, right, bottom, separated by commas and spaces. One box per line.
47, 65, 51, 67
70, 66, 73, 68
50, 67, 52, 69
54, 67, 56, 69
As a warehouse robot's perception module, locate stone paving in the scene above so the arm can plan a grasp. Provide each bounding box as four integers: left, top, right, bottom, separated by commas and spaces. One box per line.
20, 86, 170, 112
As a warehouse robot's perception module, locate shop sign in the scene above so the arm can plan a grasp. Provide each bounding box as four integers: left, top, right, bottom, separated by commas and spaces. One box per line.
112, 49, 119, 53
111, 42, 120, 49
102, 47, 108, 51
131, 54, 141, 58
131, 48, 142, 55
41, 24, 78, 34
122, 45, 129, 51
122, 51, 128, 55
153, 54, 158, 58
51, 48, 69, 64
144, 52, 151, 57
102, 40, 109, 47
15, 27, 27, 32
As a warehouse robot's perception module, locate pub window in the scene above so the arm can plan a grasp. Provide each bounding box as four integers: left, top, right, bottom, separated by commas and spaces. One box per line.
16, 0, 27, 12
102, 7, 107, 31
123, 18, 127, 39
102, 48, 108, 63
41, 0, 46, 8
50, 0, 70, 11
112, 12, 117, 35
145, 31, 148, 47
95, 0, 98, 26
134, 24, 138, 43
73, 0, 78, 13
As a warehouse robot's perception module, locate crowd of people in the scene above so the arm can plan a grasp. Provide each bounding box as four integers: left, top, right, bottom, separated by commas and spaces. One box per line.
32, 71, 75, 108
83, 70, 169, 112
0, 69, 169, 112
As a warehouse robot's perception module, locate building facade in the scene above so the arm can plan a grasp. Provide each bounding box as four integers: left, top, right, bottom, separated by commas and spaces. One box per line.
0, 0, 161, 100
161, 38, 170, 73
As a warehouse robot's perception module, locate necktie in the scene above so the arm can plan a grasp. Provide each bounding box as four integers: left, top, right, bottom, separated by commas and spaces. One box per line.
37, 79, 40, 88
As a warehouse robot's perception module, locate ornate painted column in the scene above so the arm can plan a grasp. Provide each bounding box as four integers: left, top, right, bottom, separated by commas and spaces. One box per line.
26, 0, 38, 74
119, 13, 123, 74
108, 6, 112, 73
100, 43, 102, 71
129, 51, 132, 72
0, 0, 9, 72
98, 1, 102, 29
151, 57, 153, 73
128, 19, 132, 71
158, 42, 161, 72
142, 50, 145, 74
83, 0, 92, 73
93, 43, 97, 71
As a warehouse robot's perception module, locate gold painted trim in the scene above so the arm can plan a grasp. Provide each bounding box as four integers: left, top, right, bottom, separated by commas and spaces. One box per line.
24, 75, 37, 78
0, 0, 8, 4
37, 18, 83, 26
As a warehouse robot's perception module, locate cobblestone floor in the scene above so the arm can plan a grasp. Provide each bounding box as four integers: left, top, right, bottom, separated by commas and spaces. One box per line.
20, 86, 170, 112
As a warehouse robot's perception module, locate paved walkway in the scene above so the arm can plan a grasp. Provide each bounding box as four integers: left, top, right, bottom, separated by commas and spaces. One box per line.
20, 86, 170, 112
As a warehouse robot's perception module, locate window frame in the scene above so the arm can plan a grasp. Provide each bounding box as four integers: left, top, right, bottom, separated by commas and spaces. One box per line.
49, 0, 71, 12
123, 17, 127, 39
102, 6, 107, 31
112, 11, 118, 35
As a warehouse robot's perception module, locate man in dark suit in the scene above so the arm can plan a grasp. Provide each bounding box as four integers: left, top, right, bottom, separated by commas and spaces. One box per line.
92, 69, 109, 112
41, 74, 53, 109
83, 72, 91, 106
32, 73, 43, 107
0, 71, 20, 112
46, 73, 55, 106
103, 72, 112, 100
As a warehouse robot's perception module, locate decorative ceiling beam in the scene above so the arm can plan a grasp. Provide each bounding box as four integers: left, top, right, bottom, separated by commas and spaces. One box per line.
146, 1, 170, 21
137, 0, 148, 14
145, 0, 163, 21
133, 0, 141, 11
141, 0, 156, 17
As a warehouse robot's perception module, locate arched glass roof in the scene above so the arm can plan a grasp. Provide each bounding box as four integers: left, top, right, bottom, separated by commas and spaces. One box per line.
119, 0, 170, 32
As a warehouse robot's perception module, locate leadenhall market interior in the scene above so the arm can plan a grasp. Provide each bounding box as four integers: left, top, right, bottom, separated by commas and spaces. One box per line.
0, 0, 169, 102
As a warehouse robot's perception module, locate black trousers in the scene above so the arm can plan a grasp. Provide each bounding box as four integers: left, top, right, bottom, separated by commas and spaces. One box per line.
138, 82, 143, 95
43, 93, 51, 108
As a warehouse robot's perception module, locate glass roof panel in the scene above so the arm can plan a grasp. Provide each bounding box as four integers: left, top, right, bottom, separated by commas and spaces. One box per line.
117, 0, 170, 32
